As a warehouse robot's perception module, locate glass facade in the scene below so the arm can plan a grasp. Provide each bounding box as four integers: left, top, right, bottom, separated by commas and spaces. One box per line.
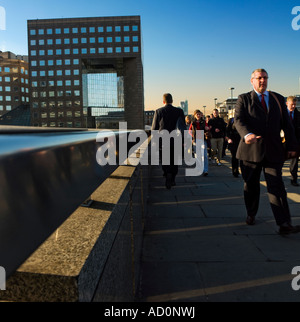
82, 71, 124, 116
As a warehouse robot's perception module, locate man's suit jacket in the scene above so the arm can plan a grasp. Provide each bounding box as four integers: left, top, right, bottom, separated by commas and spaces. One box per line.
151, 104, 185, 132
234, 90, 298, 163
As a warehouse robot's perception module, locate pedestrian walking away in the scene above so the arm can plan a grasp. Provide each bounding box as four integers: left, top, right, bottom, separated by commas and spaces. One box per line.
234, 68, 300, 235
151, 93, 185, 189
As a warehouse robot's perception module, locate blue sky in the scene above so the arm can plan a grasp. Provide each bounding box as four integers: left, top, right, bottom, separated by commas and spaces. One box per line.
0, 0, 300, 114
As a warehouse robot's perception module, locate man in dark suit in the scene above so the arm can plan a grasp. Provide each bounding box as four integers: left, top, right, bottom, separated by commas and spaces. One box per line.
152, 93, 185, 189
286, 96, 300, 186
234, 69, 299, 235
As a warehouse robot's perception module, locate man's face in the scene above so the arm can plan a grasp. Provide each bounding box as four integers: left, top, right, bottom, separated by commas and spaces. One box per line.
287, 99, 297, 112
213, 110, 218, 118
251, 71, 268, 94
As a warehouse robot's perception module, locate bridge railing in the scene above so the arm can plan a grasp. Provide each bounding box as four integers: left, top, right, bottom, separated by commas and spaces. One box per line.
0, 126, 148, 279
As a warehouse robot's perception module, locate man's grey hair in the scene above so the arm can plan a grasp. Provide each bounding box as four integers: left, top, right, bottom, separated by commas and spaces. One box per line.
251, 68, 268, 79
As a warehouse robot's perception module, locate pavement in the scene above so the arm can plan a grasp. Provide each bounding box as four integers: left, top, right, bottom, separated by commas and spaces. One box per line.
138, 152, 300, 302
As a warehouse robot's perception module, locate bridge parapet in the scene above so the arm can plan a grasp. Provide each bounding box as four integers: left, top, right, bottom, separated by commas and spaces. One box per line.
0, 126, 150, 301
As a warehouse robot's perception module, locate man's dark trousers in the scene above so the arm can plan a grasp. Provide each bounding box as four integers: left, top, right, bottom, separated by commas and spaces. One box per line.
241, 159, 291, 226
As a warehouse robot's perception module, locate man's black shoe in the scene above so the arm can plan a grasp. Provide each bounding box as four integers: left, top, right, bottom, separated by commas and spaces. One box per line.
291, 180, 299, 187
279, 223, 300, 235
246, 215, 255, 225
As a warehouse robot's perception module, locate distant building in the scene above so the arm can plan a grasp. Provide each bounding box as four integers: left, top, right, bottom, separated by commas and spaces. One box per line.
218, 97, 238, 121
144, 110, 154, 127
27, 16, 144, 129
0, 51, 30, 118
180, 100, 188, 115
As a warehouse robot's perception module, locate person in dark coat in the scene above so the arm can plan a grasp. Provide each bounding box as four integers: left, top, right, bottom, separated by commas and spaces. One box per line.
152, 93, 185, 189
286, 96, 300, 186
234, 68, 299, 235
226, 114, 241, 177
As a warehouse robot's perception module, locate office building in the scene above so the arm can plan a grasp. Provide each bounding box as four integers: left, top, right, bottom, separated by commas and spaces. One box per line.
0, 51, 29, 118
27, 16, 144, 129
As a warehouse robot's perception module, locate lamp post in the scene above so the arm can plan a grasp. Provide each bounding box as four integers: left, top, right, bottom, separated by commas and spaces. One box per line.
214, 98, 217, 109
203, 106, 206, 116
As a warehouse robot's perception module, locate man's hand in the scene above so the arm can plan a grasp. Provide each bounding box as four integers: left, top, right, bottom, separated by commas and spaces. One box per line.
245, 134, 262, 144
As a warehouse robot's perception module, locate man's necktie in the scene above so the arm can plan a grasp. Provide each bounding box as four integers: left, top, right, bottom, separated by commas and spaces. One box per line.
290, 111, 293, 122
261, 94, 267, 113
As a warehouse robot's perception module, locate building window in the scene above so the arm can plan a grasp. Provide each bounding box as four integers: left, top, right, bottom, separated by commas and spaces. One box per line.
106, 26, 112, 32
55, 28, 61, 34
30, 29, 36, 35
73, 48, 79, 54
98, 37, 104, 43
47, 39, 53, 45
133, 47, 139, 52
115, 26, 121, 32
132, 25, 139, 31
64, 38, 70, 45
72, 27, 78, 33
98, 27, 103, 32
47, 28, 53, 35
64, 28, 70, 34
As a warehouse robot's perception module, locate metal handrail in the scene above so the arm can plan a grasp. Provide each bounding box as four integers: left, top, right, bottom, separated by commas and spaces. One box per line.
0, 126, 139, 278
